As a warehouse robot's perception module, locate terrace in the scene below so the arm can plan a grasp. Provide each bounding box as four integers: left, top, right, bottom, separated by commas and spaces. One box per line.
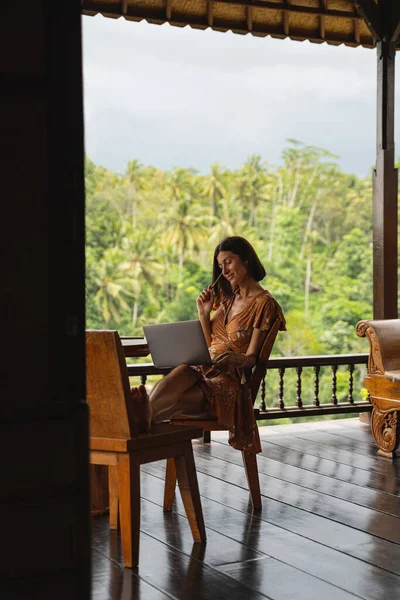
92, 418, 400, 600
2, 2, 400, 599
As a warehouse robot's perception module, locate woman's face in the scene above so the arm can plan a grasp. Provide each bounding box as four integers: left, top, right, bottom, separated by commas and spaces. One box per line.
217, 251, 249, 287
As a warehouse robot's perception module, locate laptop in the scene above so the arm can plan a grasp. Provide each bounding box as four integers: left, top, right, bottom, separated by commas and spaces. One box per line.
143, 320, 213, 368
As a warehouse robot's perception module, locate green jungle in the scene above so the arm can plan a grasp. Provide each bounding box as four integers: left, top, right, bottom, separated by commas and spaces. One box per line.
85, 140, 400, 418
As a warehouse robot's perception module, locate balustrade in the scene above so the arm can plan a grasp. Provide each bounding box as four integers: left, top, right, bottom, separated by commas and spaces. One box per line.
126, 352, 371, 420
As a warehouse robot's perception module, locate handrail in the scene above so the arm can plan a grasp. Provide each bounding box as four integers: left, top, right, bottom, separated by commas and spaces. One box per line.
126, 353, 368, 375
126, 353, 371, 419
263, 353, 368, 367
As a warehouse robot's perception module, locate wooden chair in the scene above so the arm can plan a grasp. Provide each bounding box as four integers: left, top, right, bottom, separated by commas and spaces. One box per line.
86, 330, 206, 568
356, 319, 400, 458
164, 315, 284, 511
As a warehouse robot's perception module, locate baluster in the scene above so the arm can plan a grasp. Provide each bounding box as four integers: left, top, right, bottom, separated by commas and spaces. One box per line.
331, 365, 338, 405
140, 375, 147, 385
366, 366, 371, 402
296, 366, 303, 408
348, 364, 354, 404
313, 365, 320, 407
279, 367, 285, 410
260, 373, 266, 412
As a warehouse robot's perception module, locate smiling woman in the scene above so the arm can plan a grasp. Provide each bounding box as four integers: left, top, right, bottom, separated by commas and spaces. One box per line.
131, 236, 286, 454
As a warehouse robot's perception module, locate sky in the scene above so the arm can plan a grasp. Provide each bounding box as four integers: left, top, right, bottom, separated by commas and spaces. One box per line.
82, 14, 400, 178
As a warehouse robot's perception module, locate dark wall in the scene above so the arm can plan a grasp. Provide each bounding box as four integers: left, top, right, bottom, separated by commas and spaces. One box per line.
0, 2, 90, 598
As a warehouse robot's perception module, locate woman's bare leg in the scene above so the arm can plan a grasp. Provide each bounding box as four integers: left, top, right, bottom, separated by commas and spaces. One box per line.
149, 365, 201, 414
152, 383, 206, 421
131, 365, 206, 430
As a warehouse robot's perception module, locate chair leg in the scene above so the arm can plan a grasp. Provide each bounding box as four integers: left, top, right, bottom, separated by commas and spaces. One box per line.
163, 457, 177, 511
242, 451, 262, 510
203, 431, 211, 443
108, 465, 119, 529
117, 453, 141, 568
175, 443, 206, 543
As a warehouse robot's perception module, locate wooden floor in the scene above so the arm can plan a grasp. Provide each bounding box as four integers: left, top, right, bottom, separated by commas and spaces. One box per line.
92, 418, 400, 600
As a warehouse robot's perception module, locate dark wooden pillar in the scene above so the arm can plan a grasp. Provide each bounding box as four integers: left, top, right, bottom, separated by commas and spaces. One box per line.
0, 2, 90, 598
373, 38, 398, 319
357, 0, 399, 319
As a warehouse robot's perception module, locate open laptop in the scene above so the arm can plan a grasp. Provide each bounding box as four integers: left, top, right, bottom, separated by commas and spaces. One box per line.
143, 320, 213, 368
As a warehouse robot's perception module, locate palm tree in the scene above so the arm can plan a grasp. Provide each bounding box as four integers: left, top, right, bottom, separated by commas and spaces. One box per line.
165, 198, 210, 272
124, 159, 148, 228
208, 192, 245, 244
167, 167, 198, 203
120, 225, 164, 328
164, 168, 209, 272
281, 140, 338, 209
92, 246, 135, 326
236, 154, 271, 228
203, 163, 226, 217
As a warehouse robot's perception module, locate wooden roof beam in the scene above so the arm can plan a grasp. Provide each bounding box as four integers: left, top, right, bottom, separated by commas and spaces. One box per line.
246, 6, 253, 32
353, 18, 360, 44
83, 1, 378, 25
390, 2, 400, 43
319, 0, 327, 41
166, 0, 172, 20
354, 0, 381, 40
215, 0, 359, 21
283, 1, 291, 36
351, 0, 360, 44
207, 2, 214, 27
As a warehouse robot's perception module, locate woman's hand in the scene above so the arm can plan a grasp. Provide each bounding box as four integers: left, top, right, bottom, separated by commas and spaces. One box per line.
196, 286, 214, 318
213, 351, 247, 371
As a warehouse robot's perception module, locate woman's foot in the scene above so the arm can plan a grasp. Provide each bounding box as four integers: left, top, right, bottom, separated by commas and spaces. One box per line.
131, 384, 152, 433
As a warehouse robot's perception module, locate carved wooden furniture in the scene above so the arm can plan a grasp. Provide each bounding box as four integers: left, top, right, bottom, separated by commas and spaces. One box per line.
356, 319, 400, 458
86, 330, 206, 568
164, 315, 285, 511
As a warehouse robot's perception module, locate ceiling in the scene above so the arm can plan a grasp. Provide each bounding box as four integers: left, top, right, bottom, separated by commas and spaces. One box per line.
81, 1, 399, 50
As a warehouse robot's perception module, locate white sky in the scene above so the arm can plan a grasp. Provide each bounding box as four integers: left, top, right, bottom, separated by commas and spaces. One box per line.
82, 15, 400, 178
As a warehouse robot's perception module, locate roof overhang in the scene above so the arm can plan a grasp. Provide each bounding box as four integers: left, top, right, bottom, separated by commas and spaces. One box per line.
81, 0, 400, 50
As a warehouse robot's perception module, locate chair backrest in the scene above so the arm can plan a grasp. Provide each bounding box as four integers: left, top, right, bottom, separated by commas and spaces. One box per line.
86, 330, 137, 439
356, 319, 400, 374
368, 319, 400, 372
250, 316, 283, 402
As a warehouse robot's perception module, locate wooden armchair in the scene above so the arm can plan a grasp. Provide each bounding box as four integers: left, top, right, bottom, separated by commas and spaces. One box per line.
356, 319, 400, 458
86, 330, 206, 568
164, 315, 284, 511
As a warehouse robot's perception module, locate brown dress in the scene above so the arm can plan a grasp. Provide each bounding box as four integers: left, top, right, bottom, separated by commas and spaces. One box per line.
193, 290, 285, 454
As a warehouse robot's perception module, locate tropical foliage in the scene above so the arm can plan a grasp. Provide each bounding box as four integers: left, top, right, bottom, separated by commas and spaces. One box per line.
85, 140, 398, 409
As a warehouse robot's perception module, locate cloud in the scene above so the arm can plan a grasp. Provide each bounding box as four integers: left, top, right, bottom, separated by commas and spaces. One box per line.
82, 15, 400, 177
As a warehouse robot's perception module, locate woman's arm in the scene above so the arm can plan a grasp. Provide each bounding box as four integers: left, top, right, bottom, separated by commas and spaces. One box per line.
244, 327, 268, 368
196, 286, 220, 347
213, 327, 268, 371
199, 313, 212, 347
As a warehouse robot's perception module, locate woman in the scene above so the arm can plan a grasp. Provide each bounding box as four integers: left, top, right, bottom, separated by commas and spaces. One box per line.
132, 236, 285, 453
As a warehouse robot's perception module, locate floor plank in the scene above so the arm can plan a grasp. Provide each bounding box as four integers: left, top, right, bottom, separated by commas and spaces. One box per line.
91, 419, 400, 600
187, 450, 400, 544
299, 420, 376, 444
92, 518, 273, 600
257, 440, 399, 497
143, 460, 400, 576
92, 548, 170, 600
290, 429, 380, 457
205, 439, 400, 516
261, 432, 400, 479
138, 471, 400, 600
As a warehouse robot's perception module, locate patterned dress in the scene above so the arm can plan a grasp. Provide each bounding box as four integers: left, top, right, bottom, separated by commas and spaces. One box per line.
193, 290, 285, 454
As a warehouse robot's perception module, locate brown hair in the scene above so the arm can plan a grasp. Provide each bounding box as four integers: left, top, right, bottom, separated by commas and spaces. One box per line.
212, 236, 266, 300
